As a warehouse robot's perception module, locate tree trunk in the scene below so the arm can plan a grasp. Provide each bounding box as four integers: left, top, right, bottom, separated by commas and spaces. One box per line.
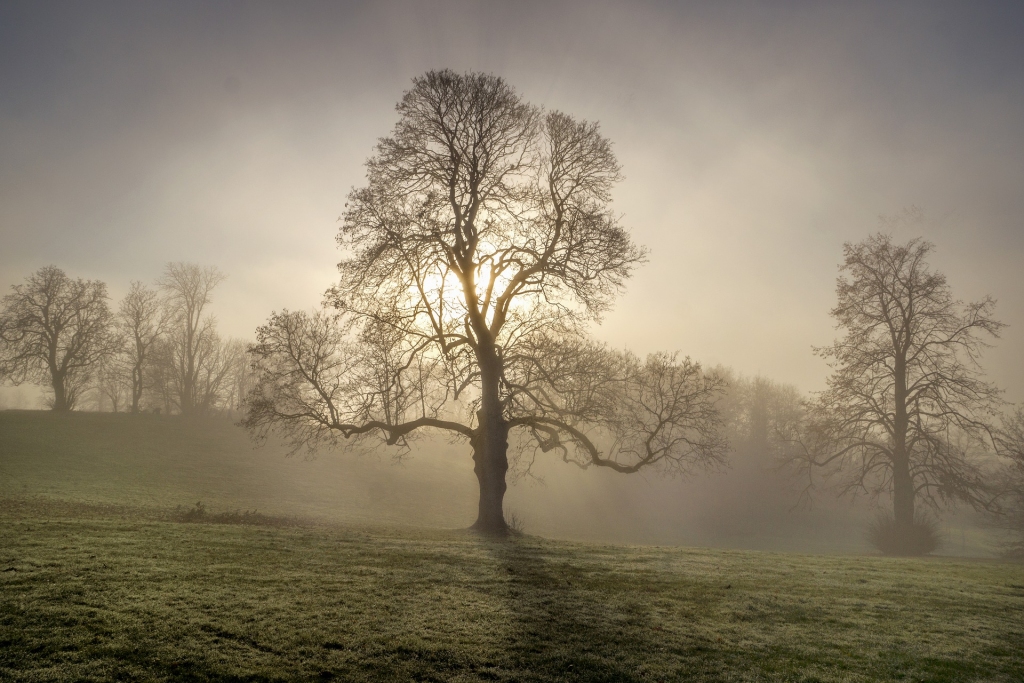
131, 363, 143, 413
50, 373, 70, 412
470, 354, 509, 535
892, 354, 914, 538
893, 455, 915, 530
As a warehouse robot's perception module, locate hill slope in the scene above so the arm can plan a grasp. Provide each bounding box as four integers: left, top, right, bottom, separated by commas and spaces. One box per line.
0, 410, 998, 553
1, 411, 1022, 680
0, 410, 479, 527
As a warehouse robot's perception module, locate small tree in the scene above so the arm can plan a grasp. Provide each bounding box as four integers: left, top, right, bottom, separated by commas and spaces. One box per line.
793, 230, 1003, 553
117, 281, 167, 413
0, 266, 115, 411
245, 71, 727, 534
158, 263, 225, 415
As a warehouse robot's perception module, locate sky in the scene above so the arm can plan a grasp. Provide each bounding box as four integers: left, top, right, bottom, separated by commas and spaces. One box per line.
2, 0, 1023, 403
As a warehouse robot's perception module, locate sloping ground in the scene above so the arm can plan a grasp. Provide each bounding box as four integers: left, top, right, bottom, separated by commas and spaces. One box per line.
0, 410, 480, 527
0, 503, 1022, 682
0, 410, 1001, 554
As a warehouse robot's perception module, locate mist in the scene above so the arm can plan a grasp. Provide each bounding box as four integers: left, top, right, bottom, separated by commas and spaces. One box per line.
2, 1, 1023, 398
3, 0, 1022, 549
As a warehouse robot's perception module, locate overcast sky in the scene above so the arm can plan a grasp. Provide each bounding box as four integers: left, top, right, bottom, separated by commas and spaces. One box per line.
2, 0, 1022, 401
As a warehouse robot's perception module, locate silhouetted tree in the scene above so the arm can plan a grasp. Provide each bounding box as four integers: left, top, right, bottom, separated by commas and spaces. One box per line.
245, 71, 727, 534
0, 265, 115, 411
158, 263, 225, 415
791, 230, 1003, 553
116, 281, 166, 413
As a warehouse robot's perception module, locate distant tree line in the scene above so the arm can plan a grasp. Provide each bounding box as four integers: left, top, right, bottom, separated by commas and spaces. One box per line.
0, 262, 251, 415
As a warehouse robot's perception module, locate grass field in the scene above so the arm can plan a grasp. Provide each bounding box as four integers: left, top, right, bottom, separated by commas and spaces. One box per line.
1, 410, 1022, 681
2, 500, 1023, 682
0, 409, 481, 528
0, 409, 934, 553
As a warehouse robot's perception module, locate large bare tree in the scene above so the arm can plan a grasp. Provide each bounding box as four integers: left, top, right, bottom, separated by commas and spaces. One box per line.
158, 263, 225, 415
792, 231, 1003, 551
0, 265, 115, 411
245, 71, 727, 534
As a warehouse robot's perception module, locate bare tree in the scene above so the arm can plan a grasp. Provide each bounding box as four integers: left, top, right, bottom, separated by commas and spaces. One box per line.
116, 281, 166, 413
94, 349, 128, 412
221, 337, 254, 412
994, 408, 1024, 558
194, 334, 247, 413
158, 263, 225, 415
245, 71, 727, 534
0, 266, 115, 411
791, 229, 1003, 551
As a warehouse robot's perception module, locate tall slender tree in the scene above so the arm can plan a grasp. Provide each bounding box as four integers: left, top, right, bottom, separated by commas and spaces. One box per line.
793, 230, 1003, 552
116, 281, 166, 413
158, 263, 224, 415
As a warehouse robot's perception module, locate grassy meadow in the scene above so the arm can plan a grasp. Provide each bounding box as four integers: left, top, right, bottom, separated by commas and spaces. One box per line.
1, 410, 1022, 681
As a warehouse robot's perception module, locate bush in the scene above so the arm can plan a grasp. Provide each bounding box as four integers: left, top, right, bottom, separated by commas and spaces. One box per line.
172, 501, 300, 527
867, 513, 941, 556
504, 510, 525, 536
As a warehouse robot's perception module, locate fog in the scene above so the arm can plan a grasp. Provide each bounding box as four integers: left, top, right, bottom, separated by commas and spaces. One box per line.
1, 2, 1022, 552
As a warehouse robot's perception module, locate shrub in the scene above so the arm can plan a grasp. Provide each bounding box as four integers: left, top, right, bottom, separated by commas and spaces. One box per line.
172, 501, 299, 527
867, 513, 941, 556
504, 510, 525, 536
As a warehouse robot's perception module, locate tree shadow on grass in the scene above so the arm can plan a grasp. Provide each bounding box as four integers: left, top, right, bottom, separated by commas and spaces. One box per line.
481, 537, 717, 683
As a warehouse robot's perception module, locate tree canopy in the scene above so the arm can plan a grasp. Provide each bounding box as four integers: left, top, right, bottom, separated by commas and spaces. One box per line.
789, 230, 1003, 552
245, 70, 727, 533
0, 265, 115, 411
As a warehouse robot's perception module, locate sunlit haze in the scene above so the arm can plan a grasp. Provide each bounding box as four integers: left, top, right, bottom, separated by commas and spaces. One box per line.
3, 1, 1021, 406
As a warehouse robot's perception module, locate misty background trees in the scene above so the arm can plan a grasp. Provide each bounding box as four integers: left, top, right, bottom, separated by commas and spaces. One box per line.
995, 407, 1024, 558
0, 263, 249, 416
0, 266, 116, 411
245, 70, 728, 534
154, 263, 243, 416
116, 281, 167, 413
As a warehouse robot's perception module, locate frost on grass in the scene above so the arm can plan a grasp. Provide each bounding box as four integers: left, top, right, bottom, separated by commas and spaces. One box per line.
1, 509, 1022, 682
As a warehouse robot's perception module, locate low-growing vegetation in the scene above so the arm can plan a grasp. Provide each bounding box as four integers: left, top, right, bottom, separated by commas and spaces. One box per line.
171, 501, 303, 528
1, 500, 1023, 682
866, 513, 942, 557
1, 410, 1021, 680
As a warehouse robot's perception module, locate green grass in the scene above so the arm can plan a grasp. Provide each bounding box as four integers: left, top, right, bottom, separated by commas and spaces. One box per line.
1, 501, 1022, 682
0, 410, 481, 527
1, 410, 1022, 681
